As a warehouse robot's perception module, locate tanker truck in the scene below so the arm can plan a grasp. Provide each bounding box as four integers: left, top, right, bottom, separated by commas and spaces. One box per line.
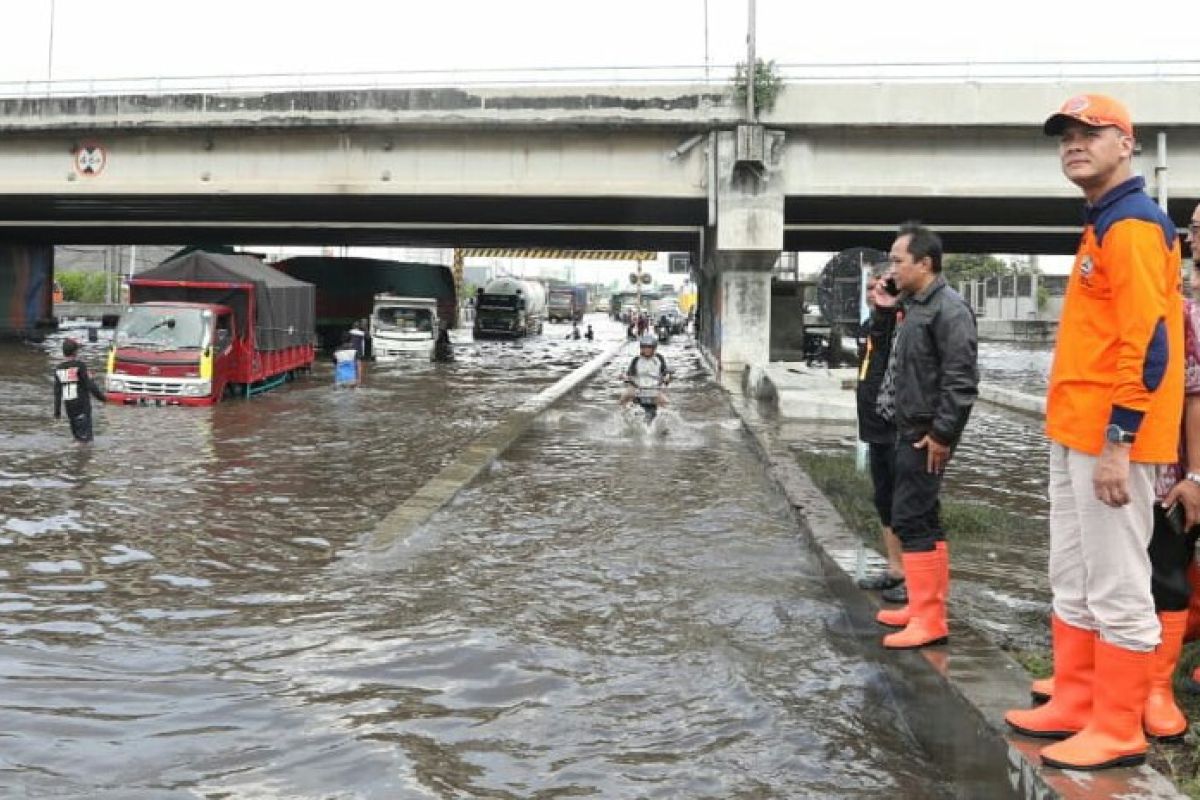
105, 251, 315, 405
473, 277, 546, 339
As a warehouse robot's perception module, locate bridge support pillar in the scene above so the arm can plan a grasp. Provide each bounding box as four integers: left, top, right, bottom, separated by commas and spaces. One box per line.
0, 245, 54, 339
697, 128, 784, 396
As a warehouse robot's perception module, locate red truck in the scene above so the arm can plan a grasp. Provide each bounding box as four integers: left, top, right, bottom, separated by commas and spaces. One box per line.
105, 251, 315, 406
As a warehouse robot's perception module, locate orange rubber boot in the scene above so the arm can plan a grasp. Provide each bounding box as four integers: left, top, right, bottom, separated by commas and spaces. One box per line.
876, 541, 946, 629
883, 546, 948, 649
1144, 610, 1188, 741
1185, 559, 1200, 643
1030, 676, 1055, 703
1041, 638, 1150, 771
1006, 615, 1093, 739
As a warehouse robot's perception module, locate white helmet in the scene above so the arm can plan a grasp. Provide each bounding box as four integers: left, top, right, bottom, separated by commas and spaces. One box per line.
639, 334, 658, 348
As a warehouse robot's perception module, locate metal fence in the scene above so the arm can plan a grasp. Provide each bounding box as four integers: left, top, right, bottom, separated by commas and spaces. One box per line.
5, 59, 1200, 99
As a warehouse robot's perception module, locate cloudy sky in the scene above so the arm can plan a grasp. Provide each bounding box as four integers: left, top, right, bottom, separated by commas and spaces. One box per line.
5, 0, 1193, 85
8, 0, 1190, 280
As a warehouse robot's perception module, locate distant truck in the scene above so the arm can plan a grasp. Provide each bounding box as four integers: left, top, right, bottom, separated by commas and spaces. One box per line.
473, 277, 546, 339
105, 251, 315, 405
370, 294, 441, 359
547, 285, 588, 323
273, 256, 457, 350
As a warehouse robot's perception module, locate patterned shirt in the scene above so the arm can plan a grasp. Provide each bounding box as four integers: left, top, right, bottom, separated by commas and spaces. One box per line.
1155, 298, 1200, 501
874, 326, 901, 423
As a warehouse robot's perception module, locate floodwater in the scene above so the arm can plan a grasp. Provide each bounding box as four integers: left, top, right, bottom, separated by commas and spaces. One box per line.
0, 318, 956, 798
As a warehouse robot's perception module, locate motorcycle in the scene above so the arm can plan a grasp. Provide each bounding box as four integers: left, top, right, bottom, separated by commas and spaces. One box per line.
654, 321, 672, 345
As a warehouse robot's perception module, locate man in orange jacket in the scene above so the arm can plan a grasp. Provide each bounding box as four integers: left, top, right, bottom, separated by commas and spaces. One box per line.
1005, 94, 1184, 771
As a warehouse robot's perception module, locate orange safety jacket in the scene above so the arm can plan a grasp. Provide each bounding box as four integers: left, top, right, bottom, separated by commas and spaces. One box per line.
1046, 176, 1184, 463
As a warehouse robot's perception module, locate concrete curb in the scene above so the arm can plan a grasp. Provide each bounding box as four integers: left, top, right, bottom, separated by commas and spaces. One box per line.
728, 402, 1186, 799
366, 338, 628, 552
979, 382, 1047, 417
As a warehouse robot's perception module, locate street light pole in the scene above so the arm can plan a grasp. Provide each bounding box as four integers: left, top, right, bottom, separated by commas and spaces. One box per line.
745, 0, 756, 121
46, 0, 56, 88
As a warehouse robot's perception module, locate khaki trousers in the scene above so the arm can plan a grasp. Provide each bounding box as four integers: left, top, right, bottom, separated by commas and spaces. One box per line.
1048, 443, 1160, 652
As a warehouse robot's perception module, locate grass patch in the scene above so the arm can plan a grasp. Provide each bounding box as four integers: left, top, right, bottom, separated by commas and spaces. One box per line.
1006, 647, 1052, 680
793, 449, 1042, 548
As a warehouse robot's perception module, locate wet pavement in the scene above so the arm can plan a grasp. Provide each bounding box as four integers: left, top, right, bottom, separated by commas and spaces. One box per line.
0, 317, 958, 798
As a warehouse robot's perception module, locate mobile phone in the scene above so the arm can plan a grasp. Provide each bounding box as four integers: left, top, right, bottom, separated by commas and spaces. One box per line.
1165, 502, 1187, 536
883, 277, 901, 297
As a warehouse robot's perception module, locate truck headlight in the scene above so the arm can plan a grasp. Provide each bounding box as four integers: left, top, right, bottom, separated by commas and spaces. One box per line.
183, 381, 211, 397
107, 378, 125, 392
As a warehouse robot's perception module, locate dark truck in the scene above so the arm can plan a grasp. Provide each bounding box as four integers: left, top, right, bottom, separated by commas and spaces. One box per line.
106, 252, 315, 405
547, 285, 589, 323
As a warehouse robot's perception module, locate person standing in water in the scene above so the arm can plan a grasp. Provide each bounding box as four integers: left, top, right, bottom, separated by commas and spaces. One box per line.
54, 338, 107, 443
332, 332, 360, 387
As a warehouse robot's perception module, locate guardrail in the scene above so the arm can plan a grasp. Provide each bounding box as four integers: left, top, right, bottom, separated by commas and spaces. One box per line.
4, 59, 1200, 99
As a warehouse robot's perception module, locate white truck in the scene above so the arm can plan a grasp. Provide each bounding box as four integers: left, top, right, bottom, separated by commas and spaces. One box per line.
369, 294, 441, 359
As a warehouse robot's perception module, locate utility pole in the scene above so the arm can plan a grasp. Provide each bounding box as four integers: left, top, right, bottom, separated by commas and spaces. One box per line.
703, 0, 710, 85
745, 0, 756, 121
46, 0, 56, 87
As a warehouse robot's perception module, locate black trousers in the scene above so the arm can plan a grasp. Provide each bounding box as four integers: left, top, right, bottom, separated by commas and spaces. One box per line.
1150, 503, 1200, 611
868, 441, 896, 527
891, 436, 945, 553
67, 412, 94, 443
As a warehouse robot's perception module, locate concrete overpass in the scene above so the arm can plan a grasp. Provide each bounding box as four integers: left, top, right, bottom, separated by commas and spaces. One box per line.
2, 80, 1199, 252
4, 78, 1200, 378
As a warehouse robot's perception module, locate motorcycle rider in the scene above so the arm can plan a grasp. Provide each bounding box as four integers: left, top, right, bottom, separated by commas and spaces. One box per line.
620, 333, 672, 419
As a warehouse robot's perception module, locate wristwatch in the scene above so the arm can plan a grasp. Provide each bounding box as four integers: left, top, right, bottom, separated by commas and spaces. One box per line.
1105, 424, 1136, 445
1186, 472, 1200, 486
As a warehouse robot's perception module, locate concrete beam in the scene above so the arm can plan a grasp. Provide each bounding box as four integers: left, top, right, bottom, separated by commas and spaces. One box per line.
0, 86, 738, 134
0, 128, 708, 199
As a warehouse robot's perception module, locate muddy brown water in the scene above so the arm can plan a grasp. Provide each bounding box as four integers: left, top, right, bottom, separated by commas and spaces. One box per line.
0, 320, 965, 797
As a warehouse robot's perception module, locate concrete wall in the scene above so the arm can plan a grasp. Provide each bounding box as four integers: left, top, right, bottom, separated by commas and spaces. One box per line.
770, 282, 806, 361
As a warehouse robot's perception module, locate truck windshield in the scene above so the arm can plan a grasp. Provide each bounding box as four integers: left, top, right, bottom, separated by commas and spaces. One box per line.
375, 306, 433, 332
116, 307, 209, 350
478, 294, 518, 311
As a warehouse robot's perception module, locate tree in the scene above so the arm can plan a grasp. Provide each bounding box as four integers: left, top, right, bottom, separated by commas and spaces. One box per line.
56, 271, 116, 303
942, 254, 1038, 285
941, 254, 1008, 284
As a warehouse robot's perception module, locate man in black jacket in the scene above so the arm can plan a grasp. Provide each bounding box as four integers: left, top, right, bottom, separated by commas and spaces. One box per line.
53, 338, 107, 443
874, 222, 978, 650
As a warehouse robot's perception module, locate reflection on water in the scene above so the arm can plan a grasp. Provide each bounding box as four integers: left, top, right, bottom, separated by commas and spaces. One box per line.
978, 341, 1053, 395
0, 323, 954, 798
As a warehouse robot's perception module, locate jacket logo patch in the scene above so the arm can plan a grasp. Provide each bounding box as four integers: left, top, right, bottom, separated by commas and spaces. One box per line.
1078, 255, 1094, 287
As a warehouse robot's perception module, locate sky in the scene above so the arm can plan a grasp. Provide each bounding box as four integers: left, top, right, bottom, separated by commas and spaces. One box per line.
5, 0, 1195, 84
9, 0, 1192, 281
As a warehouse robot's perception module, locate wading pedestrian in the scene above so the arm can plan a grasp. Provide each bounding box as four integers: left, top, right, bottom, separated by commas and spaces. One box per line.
53, 338, 107, 443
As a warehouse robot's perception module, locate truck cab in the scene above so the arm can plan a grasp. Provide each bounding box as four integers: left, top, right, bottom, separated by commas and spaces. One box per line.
370, 295, 440, 359
106, 302, 237, 405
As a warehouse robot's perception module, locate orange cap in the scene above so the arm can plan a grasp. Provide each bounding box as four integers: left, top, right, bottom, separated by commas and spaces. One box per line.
1043, 94, 1134, 137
